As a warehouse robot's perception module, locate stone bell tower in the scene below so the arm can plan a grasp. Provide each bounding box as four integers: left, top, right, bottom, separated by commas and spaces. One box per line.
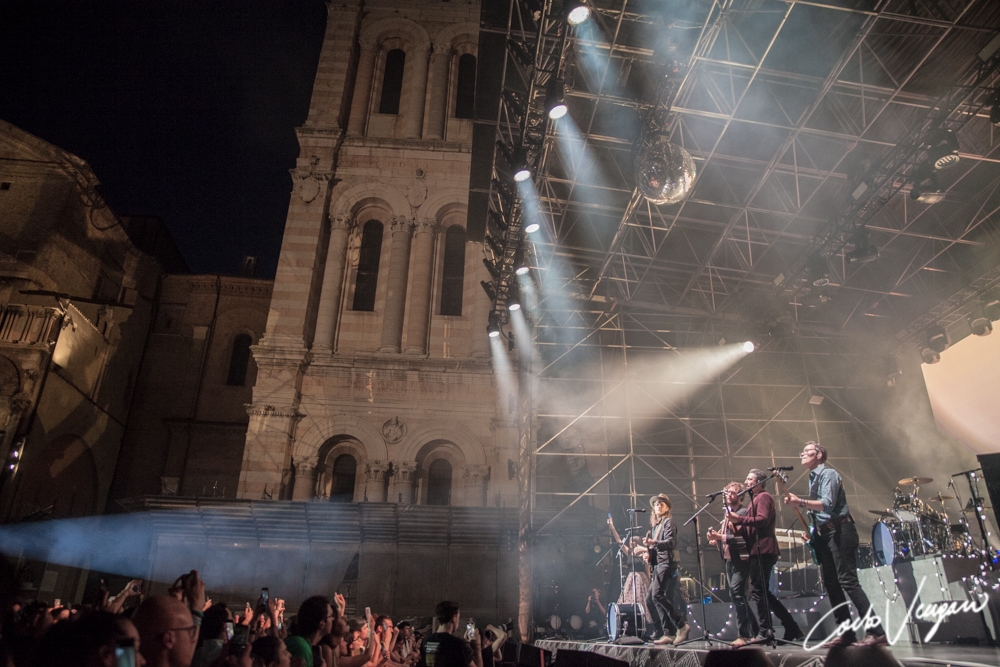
238, 0, 516, 508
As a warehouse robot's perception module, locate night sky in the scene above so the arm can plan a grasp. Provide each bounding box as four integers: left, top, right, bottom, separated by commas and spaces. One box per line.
0, 0, 329, 278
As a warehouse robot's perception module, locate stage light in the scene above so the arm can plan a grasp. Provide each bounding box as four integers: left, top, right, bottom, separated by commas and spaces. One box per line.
926, 324, 950, 353
565, 3, 591, 25
982, 290, 1000, 321
910, 165, 945, 204
924, 128, 960, 170
512, 148, 531, 182
482, 257, 501, 282
487, 313, 501, 338
635, 138, 696, 205
921, 347, 941, 365
546, 79, 568, 120
742, 341, 755, 353
514, 247, 530, 275
969, 312, 993, 337
524, 221, 540, 234
846, 229, 878, 264
508, 295, 521, 312
806, 254, 829, 287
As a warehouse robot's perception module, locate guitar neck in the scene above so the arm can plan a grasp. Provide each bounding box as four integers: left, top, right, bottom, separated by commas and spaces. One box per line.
775, 475, 812, 535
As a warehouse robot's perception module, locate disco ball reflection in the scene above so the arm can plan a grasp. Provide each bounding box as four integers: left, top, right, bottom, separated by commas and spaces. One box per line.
634, 139, 696, 205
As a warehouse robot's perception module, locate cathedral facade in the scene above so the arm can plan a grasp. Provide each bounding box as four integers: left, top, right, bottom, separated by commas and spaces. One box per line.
240, 0, 518, 509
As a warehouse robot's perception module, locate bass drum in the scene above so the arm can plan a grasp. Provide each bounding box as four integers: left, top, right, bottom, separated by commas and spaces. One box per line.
607, 603, 646, 642
872, 519, 915, 565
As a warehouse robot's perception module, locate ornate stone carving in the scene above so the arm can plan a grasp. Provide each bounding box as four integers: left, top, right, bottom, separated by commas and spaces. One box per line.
381, 416, 407, 443
292, 170, 332, 204
392, 461, 417, 482
463, 464, 490, 484
413, 218, 439, 236
404, 181, 427, 207
390, 217, 415, 235
330, 215, 353, 231
365, 460, 391, 481
294, 457, 319, 473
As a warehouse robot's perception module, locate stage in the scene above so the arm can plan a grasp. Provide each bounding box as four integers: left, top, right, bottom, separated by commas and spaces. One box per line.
533, 637, 1000, 667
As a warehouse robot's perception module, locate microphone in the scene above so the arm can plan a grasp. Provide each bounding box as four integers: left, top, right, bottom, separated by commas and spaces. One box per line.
706, 490, 725, 500
768, 466, 794, 471
626, 508, 647, 513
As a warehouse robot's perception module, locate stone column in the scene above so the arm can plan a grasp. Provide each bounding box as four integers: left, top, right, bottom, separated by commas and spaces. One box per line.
425, 45, 451, 140
292, 457, 319, 501
313, 215, 354, 353
463, 464, 490, 507
347, 39, 377, 136
389, 461, 418, 504
379, 217, 415, 353
404, 219, 438, 355
364, 460, 391, 502
397, 44, 431, 139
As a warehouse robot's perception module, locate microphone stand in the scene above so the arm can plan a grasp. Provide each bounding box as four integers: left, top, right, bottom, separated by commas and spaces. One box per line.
676, 493, 727, 647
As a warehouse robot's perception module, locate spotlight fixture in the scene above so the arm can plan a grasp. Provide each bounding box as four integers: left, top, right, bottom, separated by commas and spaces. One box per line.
845, 228, 878, 264
969, 312, 993, 337
742, 341, 755, 353
482, 257, 501, 282
926, 324, 950, 354
511, 148, 531, 182
485, 234, 504, 259
514, 247, 530, 275
487, 312, 502, 338
982, 290, 1000, 321
924, 128, 960, 170
546, 78, 568, 120
806, 254, 830, 287
910, 165, 945, 204
524, 221, 540, 234
565, 2, 591, 25
507, 285, 522, 312
920, 347, 941, 365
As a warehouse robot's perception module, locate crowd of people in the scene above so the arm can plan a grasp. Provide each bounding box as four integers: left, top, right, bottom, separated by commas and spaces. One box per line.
0, 571, 508, 667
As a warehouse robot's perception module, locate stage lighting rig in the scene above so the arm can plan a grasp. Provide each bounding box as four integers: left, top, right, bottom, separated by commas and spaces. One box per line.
514, 246, 530, 276
512, 148, 532, 183
481, 281, 497, 303
546, 78, 568, 120
742, 341, 755, 353
524, 221, 540, 234
564, 2, 591, 25
923, 128, 961, 170
845, 229, 878, 264
920, 347, 940, 365
926, 324, 950, 354
910, 166, 945, 204
487, 312, 502, 338
969, 311, 993, 337
806, 254, 830, 287
982, 290, 1000, 321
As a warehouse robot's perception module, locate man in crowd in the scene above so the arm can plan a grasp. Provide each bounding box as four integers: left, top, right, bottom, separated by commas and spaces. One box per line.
729, 469, 803, 643
783, 441, 886, 647
133, 597, 200, 667
418, 601, 482, 667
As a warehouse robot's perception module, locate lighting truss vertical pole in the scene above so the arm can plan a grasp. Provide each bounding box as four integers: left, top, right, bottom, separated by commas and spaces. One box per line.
517, 312, 536, 642
618, 312, 638, 511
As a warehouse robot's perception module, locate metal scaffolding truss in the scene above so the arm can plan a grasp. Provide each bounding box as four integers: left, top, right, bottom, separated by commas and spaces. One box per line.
477, 1, 1000, 622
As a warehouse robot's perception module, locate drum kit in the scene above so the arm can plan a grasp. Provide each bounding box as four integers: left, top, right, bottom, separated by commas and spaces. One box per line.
868, 476, 971, 566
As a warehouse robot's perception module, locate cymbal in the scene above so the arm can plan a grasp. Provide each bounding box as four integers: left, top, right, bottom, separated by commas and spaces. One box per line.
869, 509, 895, 518
930, 493, 954, 502
898, 477, 933, 486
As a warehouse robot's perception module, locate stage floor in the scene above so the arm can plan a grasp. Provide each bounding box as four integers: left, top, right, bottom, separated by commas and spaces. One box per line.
534, 638, 1000, 667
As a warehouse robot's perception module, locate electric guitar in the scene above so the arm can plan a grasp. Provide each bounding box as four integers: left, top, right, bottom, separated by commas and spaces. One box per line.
774, 472, 818, 565
710, 504, 748, 561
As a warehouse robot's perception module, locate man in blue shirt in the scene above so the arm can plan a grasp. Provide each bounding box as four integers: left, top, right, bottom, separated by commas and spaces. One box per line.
782, 441, 886, 647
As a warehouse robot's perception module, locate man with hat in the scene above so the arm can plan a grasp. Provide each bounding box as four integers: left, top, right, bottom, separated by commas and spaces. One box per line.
643, 493, 690, 645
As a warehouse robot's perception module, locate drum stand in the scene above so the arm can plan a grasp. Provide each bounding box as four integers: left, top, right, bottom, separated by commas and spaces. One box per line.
677, 497, 726, 647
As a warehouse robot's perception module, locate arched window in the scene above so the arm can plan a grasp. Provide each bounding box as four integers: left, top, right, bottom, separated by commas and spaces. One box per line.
379, 49, 406, 115
226, 334, 253, 386
353, 220, 384, 311
440, 225, 465, 316
455, 54, 477, 119
426, 459, 452, 506
330, 454, 357, 503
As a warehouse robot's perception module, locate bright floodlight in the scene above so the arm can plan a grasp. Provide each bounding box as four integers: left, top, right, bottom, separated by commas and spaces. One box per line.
508, 302, 521, 312
524, 222, 540, 234
488, 327, 501, 338
548, 103, 568, 120
513, 167, 532, 182
515, 265, 530, 276
567, 5, 591, 25
742, 341, 755, 353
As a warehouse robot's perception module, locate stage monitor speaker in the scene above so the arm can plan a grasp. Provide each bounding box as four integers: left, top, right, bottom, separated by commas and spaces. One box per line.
977, 453, 1000, 514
